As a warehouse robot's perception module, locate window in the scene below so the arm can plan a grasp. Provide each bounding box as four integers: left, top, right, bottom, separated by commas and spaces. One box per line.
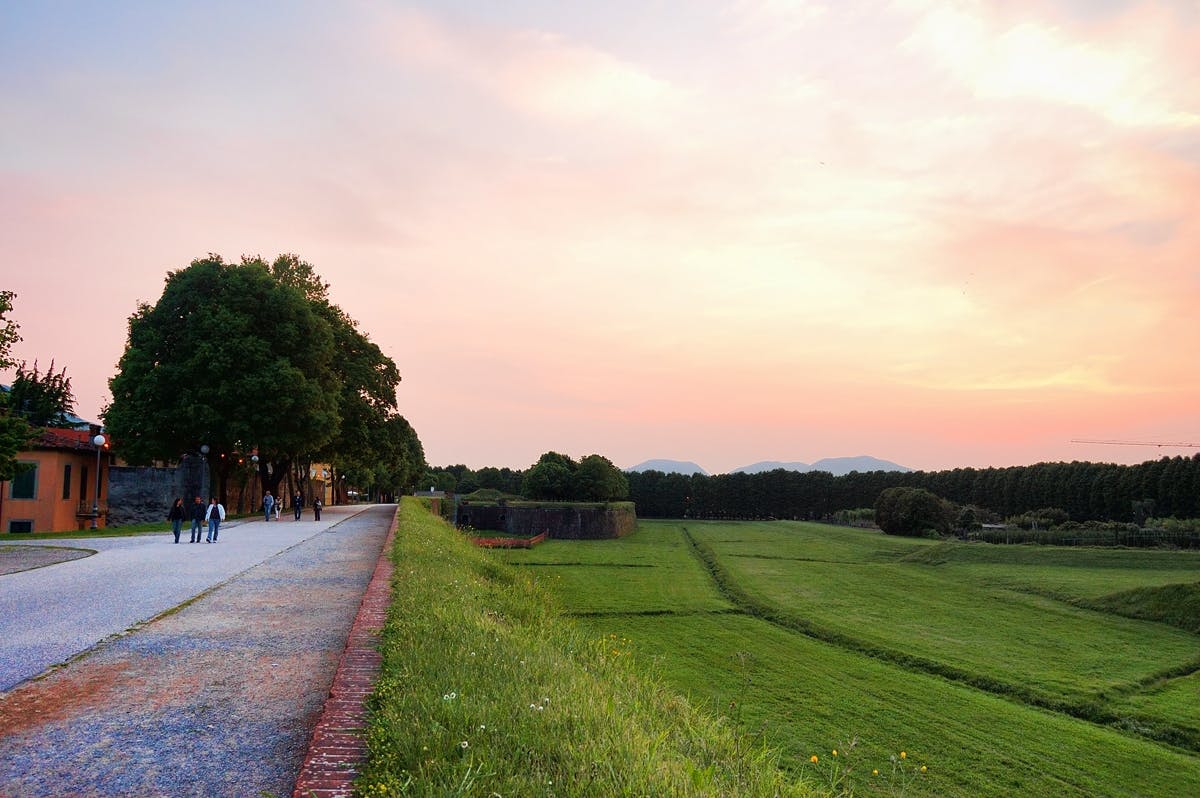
8, 520, 33, 533
63, 464, 73, 500
10, 463, 37, 499
80, 465, 88, 502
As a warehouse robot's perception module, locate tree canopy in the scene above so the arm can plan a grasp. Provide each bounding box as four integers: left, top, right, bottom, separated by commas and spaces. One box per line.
518, 451, 629, 502
0, 291, 34, 481
103, 254, 424, 503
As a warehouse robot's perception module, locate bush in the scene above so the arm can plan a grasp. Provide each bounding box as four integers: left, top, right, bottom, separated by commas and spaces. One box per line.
875, 487, 952, 537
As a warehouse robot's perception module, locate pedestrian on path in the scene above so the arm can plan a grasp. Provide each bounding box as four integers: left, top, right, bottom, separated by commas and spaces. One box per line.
274, 497, 282, 521
206, 497, 226, 542
293, 491, 303, 521
167, 498, 185, 543
189, 496, 206, 543
313, 497, 322, 521
263, 491, 275, 522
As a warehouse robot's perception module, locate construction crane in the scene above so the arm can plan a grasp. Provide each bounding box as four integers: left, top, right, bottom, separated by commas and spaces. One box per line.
1071, 439, 1200, 448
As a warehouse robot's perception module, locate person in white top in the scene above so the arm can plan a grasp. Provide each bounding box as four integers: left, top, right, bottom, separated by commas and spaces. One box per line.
205, 497, 226, 543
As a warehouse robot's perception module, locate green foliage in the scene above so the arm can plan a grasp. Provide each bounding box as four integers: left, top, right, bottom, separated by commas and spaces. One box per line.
103, 253, 423, 503
1007, 507, 1070, 530
0, 292, 33, 480
0, 412, 33, 483
573, 453, 630, 501
7, 360, 76, 427
361, 500, 815, 797
521, 451, 578, 500
875, 487, 952, 537
627, 456, 1200, 523
105, 254, 340, 468
0, 290, 20, 370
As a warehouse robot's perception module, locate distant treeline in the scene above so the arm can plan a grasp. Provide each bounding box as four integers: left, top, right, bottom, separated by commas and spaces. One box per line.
627, 455, 1200, 522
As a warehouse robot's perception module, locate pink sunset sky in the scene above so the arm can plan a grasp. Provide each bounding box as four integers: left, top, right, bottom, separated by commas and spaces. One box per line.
2, 0, 1197, 474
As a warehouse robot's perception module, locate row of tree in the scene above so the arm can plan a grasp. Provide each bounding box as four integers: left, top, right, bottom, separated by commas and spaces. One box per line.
103, 254, 425, 505
627, 456, 1200, 522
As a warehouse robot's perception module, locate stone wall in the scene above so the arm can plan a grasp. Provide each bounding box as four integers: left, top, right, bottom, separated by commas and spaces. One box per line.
455, 502, 636, 540
107, 466, 186, 527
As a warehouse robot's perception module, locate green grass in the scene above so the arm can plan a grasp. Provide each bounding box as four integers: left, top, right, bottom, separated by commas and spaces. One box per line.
359, 499, 819, 797
511, 525, 732, 615
0, 513, 258, 540
496, 519, 1200, 797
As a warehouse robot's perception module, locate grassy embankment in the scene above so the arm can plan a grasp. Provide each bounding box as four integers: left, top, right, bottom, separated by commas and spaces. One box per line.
358, 499, 819, 797
497, 519, 1200, 798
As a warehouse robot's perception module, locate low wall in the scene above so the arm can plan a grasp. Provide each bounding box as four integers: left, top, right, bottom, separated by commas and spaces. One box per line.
107, 466, 180, 527
456, 502, 636, 540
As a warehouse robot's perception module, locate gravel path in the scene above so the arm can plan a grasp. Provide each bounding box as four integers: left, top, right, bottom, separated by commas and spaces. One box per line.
0, 503, 396, 798
0, 544, 94, 576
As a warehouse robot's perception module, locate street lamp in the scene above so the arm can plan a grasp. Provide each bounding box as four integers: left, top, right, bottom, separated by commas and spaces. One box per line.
91, 434, 106, 529
251, 454, 259, 509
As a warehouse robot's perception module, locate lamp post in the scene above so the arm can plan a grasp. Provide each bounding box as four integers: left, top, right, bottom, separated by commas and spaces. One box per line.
91, 433, 106, 529
251, 454, 259, 511
199, 444, 210, 501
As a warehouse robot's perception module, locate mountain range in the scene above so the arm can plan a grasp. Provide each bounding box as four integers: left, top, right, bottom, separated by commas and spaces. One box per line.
627, 456, 911, 477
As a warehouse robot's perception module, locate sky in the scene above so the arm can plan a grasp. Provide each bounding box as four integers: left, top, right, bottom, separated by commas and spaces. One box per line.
1, 0, 1198, 474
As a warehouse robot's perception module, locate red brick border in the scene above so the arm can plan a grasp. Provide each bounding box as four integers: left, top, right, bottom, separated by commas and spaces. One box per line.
292, 510, 398, 798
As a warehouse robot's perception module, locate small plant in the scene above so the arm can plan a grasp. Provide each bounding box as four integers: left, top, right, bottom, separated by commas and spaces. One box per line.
805, 741, 929, 797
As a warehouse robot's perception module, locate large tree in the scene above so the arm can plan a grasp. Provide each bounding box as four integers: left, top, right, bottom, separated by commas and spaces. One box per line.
267, 254, 422, 498
574, 454, 629, 501
104, 255, 342, 503
0, 291, 34, 481
521, 451, 578, 500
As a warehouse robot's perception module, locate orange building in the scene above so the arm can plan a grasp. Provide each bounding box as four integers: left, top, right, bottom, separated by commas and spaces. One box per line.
1, 428, 110, 533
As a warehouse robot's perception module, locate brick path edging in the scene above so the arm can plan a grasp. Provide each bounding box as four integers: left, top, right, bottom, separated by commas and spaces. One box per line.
292, 509, 398, 798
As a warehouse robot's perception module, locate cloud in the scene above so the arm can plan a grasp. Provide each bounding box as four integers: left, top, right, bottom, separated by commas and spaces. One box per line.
901, 0, 1200, 129
372, 6, 676, 130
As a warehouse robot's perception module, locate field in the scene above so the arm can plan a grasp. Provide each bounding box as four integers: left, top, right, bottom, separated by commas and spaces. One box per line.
496, 520, 1200, 797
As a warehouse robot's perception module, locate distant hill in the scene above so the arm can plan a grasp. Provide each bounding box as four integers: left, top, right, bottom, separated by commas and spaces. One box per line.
733, 456, 911, 476
733, 460, 810, 474
626, 459, 709, 476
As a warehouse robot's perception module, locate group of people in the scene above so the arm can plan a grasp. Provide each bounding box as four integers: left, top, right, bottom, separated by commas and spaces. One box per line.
261, 491, 322, 522
166, 490, 323, 543
166, 496, 226, 544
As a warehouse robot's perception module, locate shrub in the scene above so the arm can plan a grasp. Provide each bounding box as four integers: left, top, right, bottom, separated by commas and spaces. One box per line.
875, 487, 952, 537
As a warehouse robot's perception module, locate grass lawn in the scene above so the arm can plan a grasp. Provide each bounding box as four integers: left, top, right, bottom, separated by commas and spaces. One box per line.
497, 518, 1200, 797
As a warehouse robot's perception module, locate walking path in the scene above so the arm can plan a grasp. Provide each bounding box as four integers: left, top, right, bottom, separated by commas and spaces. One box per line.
0, 503, 396, 797
0, 506, 369, 691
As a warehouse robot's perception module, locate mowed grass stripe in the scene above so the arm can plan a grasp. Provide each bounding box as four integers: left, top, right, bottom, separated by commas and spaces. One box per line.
571, 612, 1200, 798
504, 525, 733, 615
689, 525, 1200, 721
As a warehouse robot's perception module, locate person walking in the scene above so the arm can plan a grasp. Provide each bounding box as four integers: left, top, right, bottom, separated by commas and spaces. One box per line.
274, 496, 282, 521
167, 498, 185, 544
293, 490, 303, 521
205, 497, 226, 543
263, 491, 275, 522
312, 497, 322, 521
189, 496, 206, 543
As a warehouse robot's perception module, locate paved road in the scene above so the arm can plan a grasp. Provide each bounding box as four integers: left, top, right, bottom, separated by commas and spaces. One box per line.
0, 505, 370, 691
0, 503, 396, 797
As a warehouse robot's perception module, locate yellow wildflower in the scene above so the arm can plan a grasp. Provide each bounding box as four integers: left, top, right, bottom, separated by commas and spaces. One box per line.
810, 755, 819, 764
900, 751, 907, 760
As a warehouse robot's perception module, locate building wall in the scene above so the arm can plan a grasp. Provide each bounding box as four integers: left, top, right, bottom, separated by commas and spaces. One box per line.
2, 448, 109, 533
